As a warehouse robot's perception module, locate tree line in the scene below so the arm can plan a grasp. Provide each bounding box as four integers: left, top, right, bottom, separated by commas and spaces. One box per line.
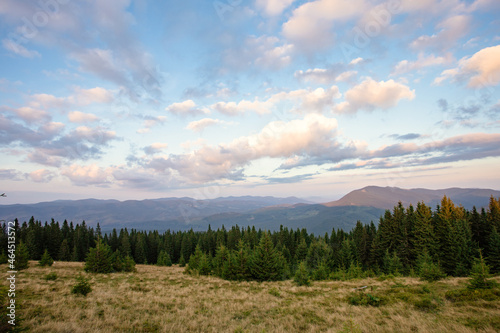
1, 196, 499, 281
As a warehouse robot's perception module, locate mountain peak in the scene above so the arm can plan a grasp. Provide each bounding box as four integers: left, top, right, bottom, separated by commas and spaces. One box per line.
323, 186, 500, 210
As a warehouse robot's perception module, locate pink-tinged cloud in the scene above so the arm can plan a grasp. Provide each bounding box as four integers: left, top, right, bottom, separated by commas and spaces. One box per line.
68, 111, 100, 123
336, 78, 415, 113
434, 45, 500, 87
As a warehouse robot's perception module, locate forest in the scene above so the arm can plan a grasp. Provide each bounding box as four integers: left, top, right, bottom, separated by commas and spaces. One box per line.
2, 195, 500, 281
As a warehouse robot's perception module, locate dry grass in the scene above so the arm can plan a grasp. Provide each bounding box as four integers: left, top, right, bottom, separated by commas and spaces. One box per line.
2, 261, 500, 332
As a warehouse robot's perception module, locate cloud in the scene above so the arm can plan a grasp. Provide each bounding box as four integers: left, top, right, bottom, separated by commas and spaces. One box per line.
336, 78, 415, 113
223, 35, 294, 71
389, 133, 423, 141
410, 15, 471, 51
140, 114, 355, 182
211, 85, 340, 116
256, 0, 297, 16
10, 106, 51, 124
186, 118, 232, 132
165, 100, 209, 117
68, 111, 100, 123
434, 45, 500, 88
28, 169, 56, 183
282, 0, 366, 52
143, 143, 168, 155
2, 38, 40, 58
294, 66, 343, 84
392, 53, 452, 75
61, 164, 112, 186
349, 57, 364, 65
137, 116, 167, 133
25, 126, 117, 166
0, 0, 162, 101
0, 169, 24, 181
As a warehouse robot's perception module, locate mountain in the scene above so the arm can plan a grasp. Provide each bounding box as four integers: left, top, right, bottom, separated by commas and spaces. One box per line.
0, 196, 311, 231
324, 186, 500, 210
1, 186, 498, 235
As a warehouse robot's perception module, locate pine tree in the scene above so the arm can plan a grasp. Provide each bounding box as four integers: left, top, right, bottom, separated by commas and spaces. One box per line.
84, 239, 113, 273
15, 241, 30, 270
39, 249, 54, 267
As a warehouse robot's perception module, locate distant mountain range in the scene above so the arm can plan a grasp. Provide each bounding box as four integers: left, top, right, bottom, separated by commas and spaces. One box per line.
1, 186, 498, 235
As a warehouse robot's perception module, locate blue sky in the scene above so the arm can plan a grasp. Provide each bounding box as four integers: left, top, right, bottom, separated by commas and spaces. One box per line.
1, 0, 499, 204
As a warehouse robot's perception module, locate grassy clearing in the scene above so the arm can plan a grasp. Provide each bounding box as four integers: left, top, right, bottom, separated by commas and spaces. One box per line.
1, 261, 500, 332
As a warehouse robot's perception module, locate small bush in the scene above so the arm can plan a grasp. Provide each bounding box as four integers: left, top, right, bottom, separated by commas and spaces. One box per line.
347, 292, 382, 306
445, 288, 500, 302
339, 317, 362, 333
44, 272, 57, 281
39, 249, 54, 267
268, 287, 281, 297
71, 275, 92, 296
293, 261, 311, 286
412, 296, 442, 313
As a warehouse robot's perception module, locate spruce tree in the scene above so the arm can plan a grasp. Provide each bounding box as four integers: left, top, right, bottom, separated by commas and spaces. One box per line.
39, 249, 54, 267
84, 239, 113, 273
232, 240, 251, 281
58, 239, 71, 261
487, 227, 500, 274
249, 232, 283, 281
15, 241, 30, 270
294, 261, 311, 286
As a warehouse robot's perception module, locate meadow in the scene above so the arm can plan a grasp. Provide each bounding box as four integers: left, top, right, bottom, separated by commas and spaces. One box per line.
1, 261, 500, 332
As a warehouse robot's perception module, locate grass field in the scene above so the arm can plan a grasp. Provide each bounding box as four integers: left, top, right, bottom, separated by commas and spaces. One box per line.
1, 261, 500, 332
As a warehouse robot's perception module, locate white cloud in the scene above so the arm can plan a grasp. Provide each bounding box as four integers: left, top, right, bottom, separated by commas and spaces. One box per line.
349, 57, 363, 65
392, 53, 452, 75
144, 143, 168, 155
28, 169, 56, 183
144, 114, 350, 182
256, 0, 297, 16
186, 118, 232, 132
2, 38, 40, 58
212, 85, 340, 116
294, 68, 339, 85
61, 164, 112, 186
282, 0, 367, 52
335, 71, 357, 83
223, 35, 294, 71
410, 15, 470, 51
137, 116, 167, 134
11, 106, 51, 124
68, 111, 100, 123
165, 100, 209, 117
336, 78, 415, 113
434, 45, 500, 87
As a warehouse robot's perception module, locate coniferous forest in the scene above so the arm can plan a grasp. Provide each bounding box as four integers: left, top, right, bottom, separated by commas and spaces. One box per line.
2, 196, 500, 281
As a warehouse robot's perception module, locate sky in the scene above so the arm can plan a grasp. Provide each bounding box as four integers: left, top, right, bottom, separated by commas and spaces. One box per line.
0, 0, 500, 205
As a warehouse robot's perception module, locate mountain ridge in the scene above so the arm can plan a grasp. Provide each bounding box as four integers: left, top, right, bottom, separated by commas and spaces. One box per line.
1, 186, 498, 234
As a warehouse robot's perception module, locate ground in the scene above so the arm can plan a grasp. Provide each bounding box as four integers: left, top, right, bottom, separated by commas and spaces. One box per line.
1, 261, 500, 332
